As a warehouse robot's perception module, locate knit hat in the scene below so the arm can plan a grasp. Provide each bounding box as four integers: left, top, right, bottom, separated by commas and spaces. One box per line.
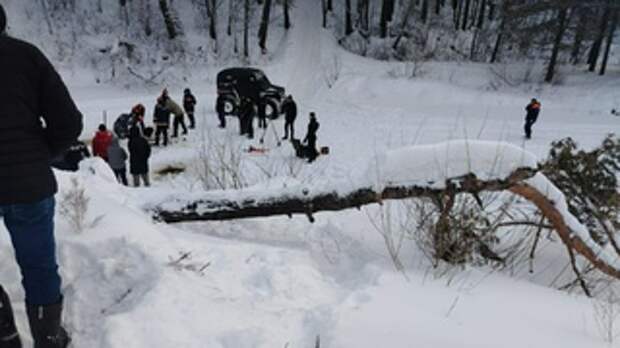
0, 4, 6, 34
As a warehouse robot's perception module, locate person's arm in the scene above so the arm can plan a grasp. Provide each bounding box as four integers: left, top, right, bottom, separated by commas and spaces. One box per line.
37, 50, 83, 157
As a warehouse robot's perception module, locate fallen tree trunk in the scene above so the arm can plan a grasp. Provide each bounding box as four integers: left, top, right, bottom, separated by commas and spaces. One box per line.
151, 168, 537, 223
147, 167, 620, 281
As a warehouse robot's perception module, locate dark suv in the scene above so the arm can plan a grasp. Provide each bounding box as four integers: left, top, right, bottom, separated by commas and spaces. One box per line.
216, 67, 286, 119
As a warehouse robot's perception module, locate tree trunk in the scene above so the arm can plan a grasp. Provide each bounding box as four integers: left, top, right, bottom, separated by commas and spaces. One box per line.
147, 168, 620, 280
599, 9, 618, 75
588, 6, 611, 72
327, 0, 333, 12
545, 7, 569, 83
159, 0, 178, 40
435, 0, 442, 15
206, 0, 217, 41
244, 0, 250, 58
380, 0, 395, 38
570, 8, 588, 65
228, 0, 234, 36
345, 0, 353, 35
283, 0, 291, 30
476, 0, 486, 29
357, 0, 370, 33
393, 0, 416, 50
322, 0, 327, 28
421, 0, 429, 23
461, 0, 471, 30
258, 0, 272, 53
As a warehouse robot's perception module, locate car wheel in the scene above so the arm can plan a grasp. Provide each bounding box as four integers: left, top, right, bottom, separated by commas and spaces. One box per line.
221, 96, 238, 116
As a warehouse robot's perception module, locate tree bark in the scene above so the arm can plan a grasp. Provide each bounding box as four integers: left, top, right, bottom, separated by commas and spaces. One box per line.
476, 0, 486, 29
545, 6, 569, 83
159, 0, 178, 40
258, 0, 272, 53
244, 0, 250, 57
421, 0, 429, 23
206, 0, 217, 41
345, 0, 353, 36
588, 6, 610, 72
380, 0, 395, 38
599, 9, 618, 75
461, 0, 471, 30
283, 0, 291, 30
357, 0, 370, 33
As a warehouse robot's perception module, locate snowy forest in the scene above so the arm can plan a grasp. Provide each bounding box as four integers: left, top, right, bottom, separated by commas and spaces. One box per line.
0, 0, 619, 347
4, 0, 619, 84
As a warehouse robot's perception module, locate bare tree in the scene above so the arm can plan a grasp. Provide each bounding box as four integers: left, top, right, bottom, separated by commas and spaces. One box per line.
599, 8, 618, 75
283, 0, 291, 30
380, 0, 395, 38
258, 0, 272, 53
545, 4, 571, 83
345, 0, 353, 36
244, 0, 250, 57
159, 0, 178, 40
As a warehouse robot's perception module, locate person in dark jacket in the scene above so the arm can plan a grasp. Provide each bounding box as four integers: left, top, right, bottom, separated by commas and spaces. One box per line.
153, 97, 170, 146
183, 88, 197, 129
303, 112, 320, 163
107, 137, 128, 186
128, 127, 151, 187
257, 99, 267, 129
239, 98, 256, 139
50, 140, 90, 172
524, 98, 541, 139
92, 124, 113, 161
215, 95, 226, 128
0, 5, 81, 347
281, 95, 297, 140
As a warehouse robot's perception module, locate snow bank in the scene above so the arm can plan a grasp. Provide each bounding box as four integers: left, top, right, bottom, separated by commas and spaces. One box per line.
366, 140, 538, 190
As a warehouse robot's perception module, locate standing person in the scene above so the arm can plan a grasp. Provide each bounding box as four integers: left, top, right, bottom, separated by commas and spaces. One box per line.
215, 95, 226, 128
161, 89, 187, 138
183, 88, 197, 129
303, 112, 320, 163
153, 97, 170, 147
257, 99, 267, 129
524, 98, 541, 139
130, 103, 146, 133
239, 98, 256, 139
107, 137, 128, 186
128, 127, 151, 187
0, 4, 82, 347
92, 124, 113, 161
281, 95, 297, 140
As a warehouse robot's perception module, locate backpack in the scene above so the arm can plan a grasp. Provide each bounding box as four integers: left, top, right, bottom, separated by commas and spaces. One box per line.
113, 113, 132, 139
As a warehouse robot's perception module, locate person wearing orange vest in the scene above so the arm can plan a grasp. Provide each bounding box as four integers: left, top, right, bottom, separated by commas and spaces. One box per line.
524, 98, 541, 139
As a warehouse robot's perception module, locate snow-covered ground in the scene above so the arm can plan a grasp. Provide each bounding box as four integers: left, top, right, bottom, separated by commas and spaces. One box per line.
1, 0, 620, 347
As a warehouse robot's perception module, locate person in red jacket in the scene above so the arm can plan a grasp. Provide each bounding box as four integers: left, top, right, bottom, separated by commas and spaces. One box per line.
92, 124, 113, 161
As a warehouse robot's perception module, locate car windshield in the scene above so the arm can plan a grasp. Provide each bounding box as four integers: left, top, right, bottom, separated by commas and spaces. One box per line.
253, 71, 271, 88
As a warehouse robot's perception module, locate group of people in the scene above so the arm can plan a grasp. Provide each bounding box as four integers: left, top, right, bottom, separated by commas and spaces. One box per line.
216, 93, 321, 162
153, 88, 197, 147
91, 123, 151, 187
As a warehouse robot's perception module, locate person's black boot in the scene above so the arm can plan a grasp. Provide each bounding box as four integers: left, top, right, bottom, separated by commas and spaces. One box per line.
0, 286, 21, 348
26, 299, 70, 348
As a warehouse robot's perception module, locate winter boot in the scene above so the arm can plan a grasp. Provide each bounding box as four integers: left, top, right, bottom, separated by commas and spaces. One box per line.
0, 286, 21, 348
26, 299, 70, 348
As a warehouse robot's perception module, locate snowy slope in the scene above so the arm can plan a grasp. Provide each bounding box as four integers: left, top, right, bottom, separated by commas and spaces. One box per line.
1, 0, 619, 347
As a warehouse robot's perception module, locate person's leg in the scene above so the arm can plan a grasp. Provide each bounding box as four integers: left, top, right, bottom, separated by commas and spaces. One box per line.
120, 169, 128, 186
142, 174, 151, 187
155, 127, 161, 146
163, 128, 168, 146
181, 117, 188, 135
133, 175, 140, 187
188, 112, 195, 129
3, 197, 60, 306
290, 122, 295, 140
524, 120, 532, 139
0, 284, 22, 347
172, 117, 179, 138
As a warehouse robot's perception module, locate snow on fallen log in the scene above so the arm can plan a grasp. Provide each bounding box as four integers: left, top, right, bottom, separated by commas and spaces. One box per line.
144, 140, 620, 280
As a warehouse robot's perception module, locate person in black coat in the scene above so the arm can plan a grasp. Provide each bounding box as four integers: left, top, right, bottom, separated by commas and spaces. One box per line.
128, 127, 151, 187
215, 95, 226, 128
303, 112, 320, 163
153, 97, 170, 146
239, 98, 256, 139
183, 88, 197, 129
524, 98, 541, 139
281, 95, 297, 140
0, 5, 82, 347
257, 99, 267, 129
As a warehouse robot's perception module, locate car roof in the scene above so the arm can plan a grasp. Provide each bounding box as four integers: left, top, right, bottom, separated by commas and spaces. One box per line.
217, 67, 264, 79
